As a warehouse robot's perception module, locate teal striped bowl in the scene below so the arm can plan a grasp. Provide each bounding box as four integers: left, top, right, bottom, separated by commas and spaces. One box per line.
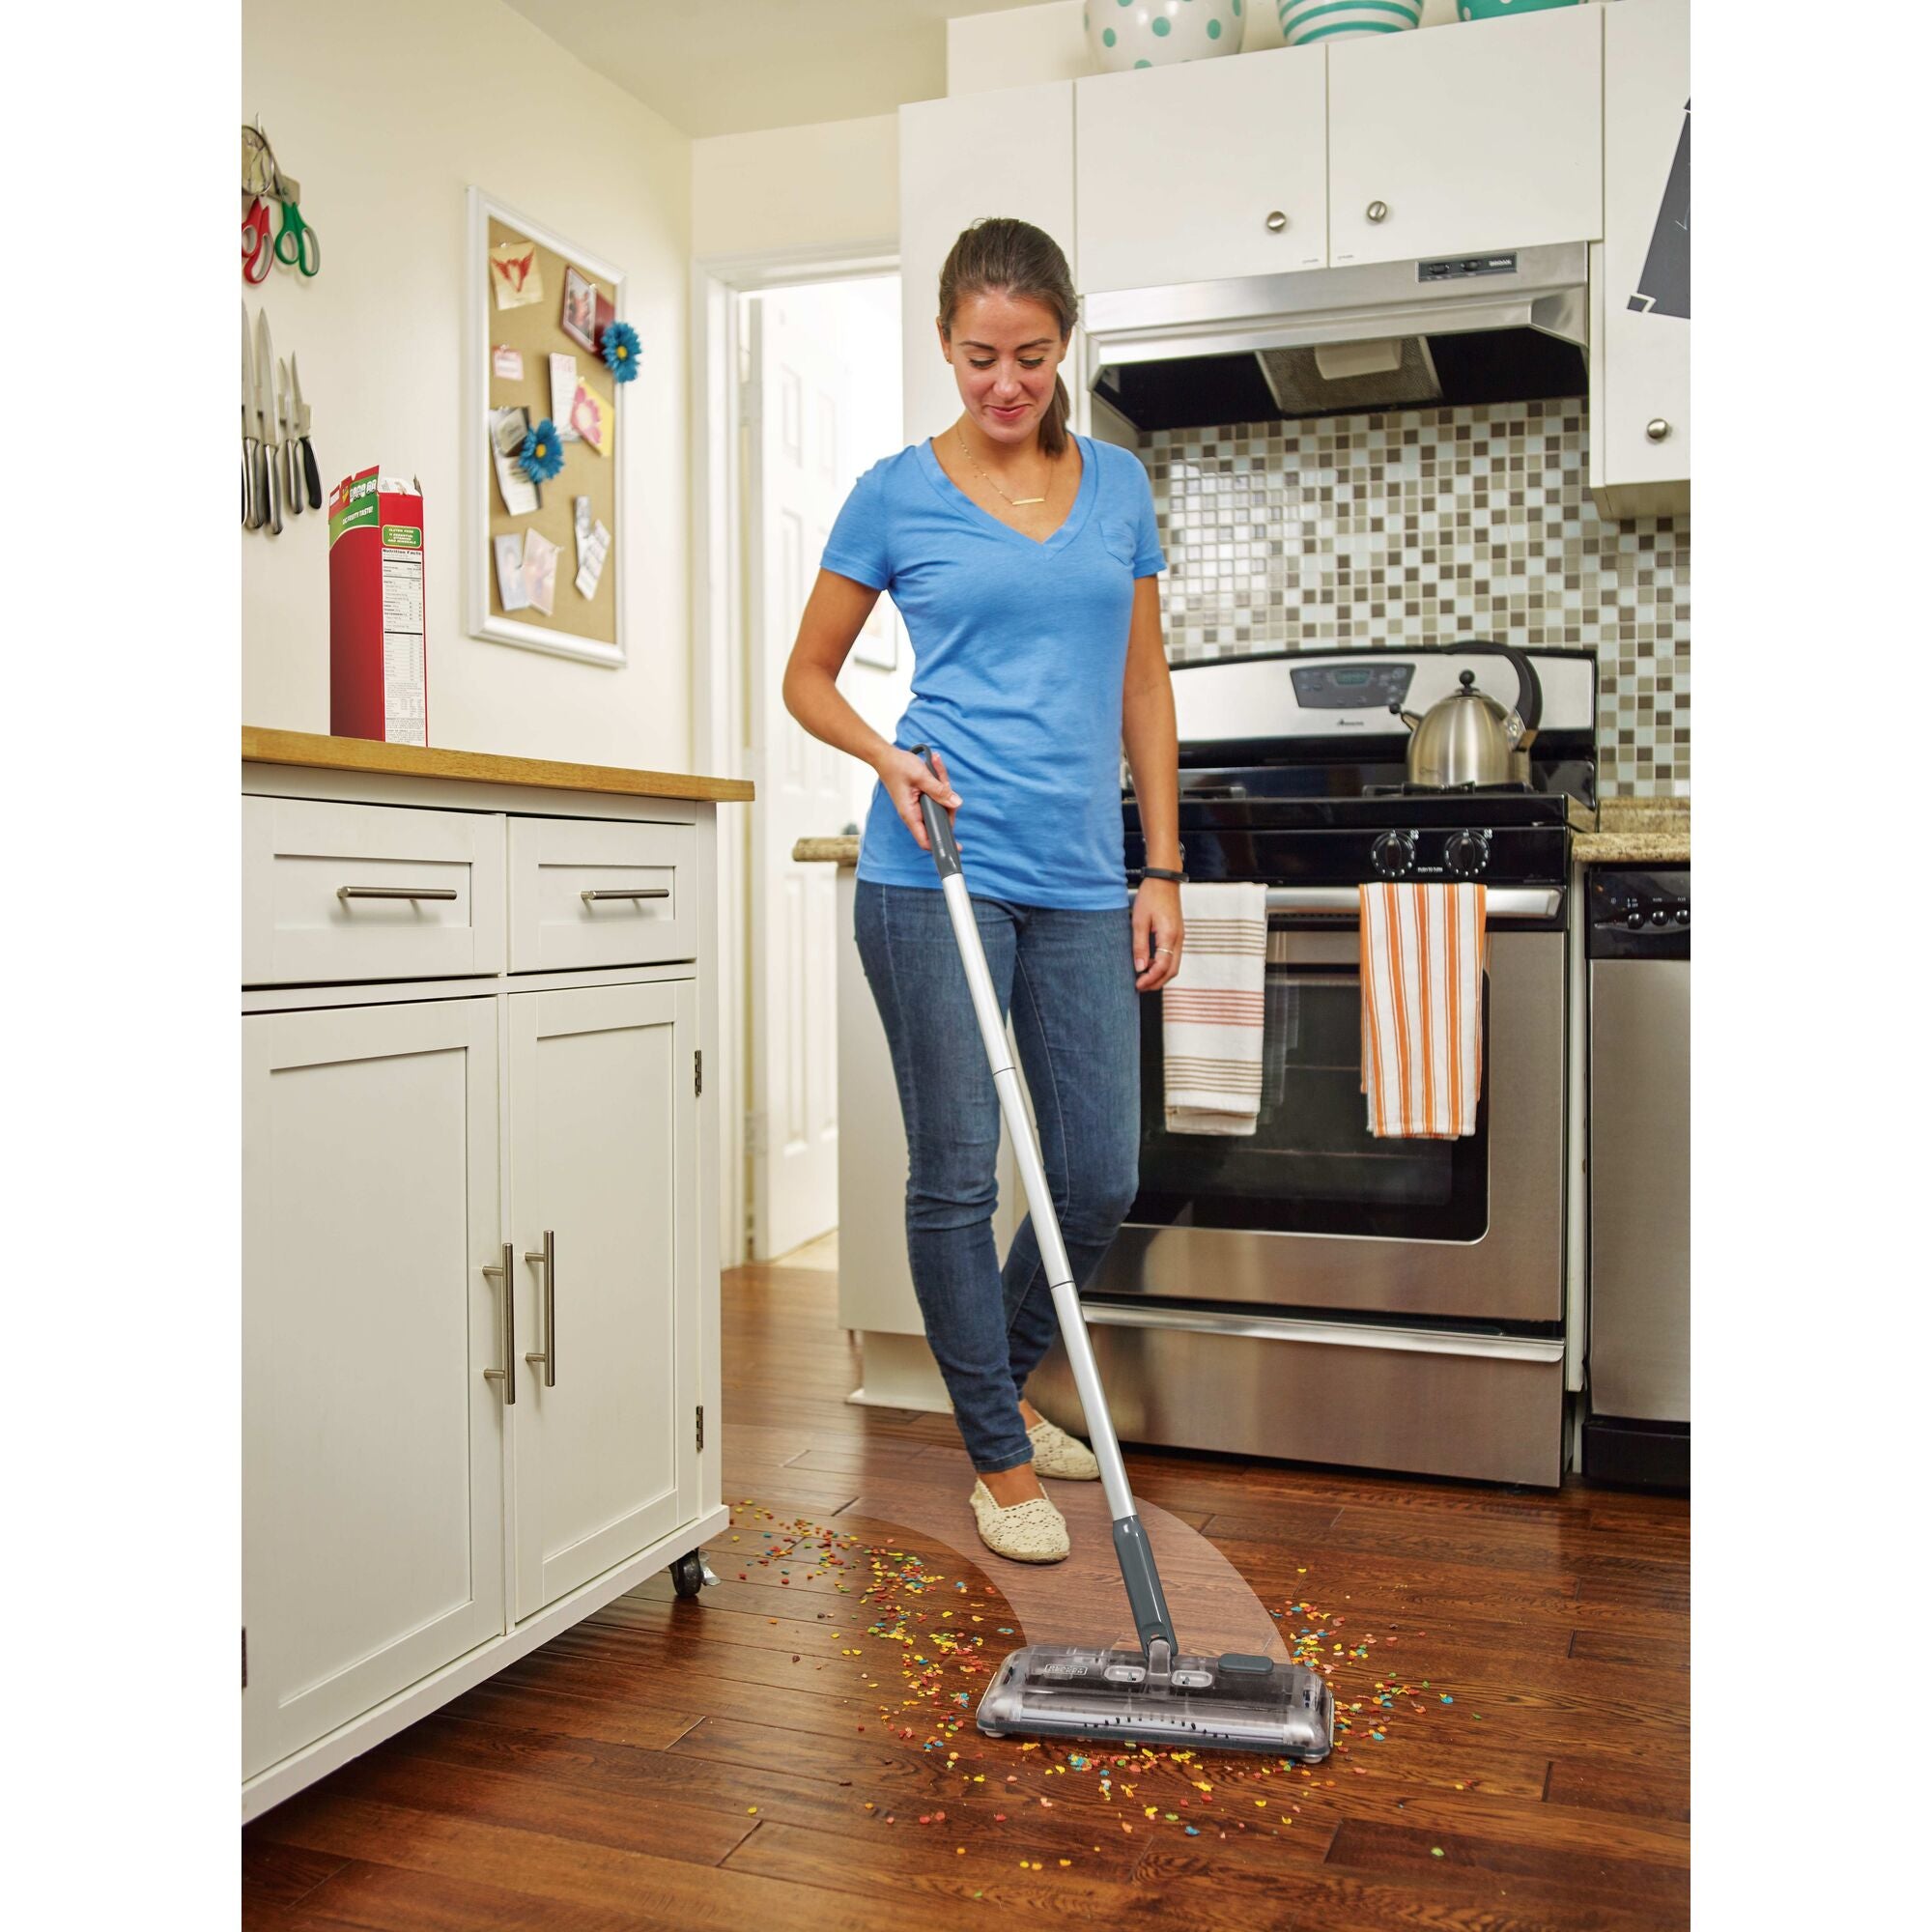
1459, 0, 1583, 19
1278, 0, 1422, 45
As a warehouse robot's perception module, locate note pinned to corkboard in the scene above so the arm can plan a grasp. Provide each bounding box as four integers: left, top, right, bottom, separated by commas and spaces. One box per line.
466, 190, 628, 667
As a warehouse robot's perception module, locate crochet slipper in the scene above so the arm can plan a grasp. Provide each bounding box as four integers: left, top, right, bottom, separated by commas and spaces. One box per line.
1026, 1415, 1100, 1481
969, 1478, 1070, 1564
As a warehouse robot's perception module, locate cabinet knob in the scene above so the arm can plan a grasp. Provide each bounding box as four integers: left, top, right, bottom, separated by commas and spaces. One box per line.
1645, 417, 1672, 442
1264, 209, 1288, 233
1366, 200, 1389, 223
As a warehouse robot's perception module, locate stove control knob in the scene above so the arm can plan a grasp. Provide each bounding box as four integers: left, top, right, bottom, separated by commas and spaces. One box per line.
1371, 831, 1415, 878
1650, 907, 1669, 926
1444, 830, 1491, 878
1675, 907, 1690, 925
1626, 909, 1645, 929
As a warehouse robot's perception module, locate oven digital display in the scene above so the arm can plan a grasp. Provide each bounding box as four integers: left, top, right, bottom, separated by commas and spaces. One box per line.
1290, 663, 1414, 710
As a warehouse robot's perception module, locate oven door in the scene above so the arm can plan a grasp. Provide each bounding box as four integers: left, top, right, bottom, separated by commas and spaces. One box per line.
1098, 887, 1568, 1325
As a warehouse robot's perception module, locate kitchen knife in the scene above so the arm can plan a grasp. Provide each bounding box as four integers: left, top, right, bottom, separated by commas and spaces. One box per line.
242, 304, 261, 530
291, 355, 322, 510
255, 309, 282, 536
277, 358, 300, 516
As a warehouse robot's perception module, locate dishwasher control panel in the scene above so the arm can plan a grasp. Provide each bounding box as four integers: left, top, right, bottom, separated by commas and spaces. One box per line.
1588, 867, 1690, 959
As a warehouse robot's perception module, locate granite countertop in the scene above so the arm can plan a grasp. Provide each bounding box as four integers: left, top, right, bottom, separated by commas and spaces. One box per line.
797, 800, 1690, 870
1574, 798, 1690, 866
245, 727, 756, 804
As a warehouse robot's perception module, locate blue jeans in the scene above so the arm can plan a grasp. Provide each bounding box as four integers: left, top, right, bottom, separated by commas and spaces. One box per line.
853, 878, 1142, 1476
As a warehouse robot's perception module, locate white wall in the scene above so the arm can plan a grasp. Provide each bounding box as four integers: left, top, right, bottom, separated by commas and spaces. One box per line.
692, 115, 898, 263
242, 0, 692, 769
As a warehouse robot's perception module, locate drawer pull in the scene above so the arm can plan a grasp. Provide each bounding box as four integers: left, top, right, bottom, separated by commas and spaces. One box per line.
581, 887, 670, 902
337, 884, 460, 901
524, 1229, 556, 1388
481, 1242, 516, 1406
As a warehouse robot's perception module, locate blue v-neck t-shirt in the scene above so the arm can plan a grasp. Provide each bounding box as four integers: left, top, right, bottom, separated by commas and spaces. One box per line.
820, 434, 1165, 909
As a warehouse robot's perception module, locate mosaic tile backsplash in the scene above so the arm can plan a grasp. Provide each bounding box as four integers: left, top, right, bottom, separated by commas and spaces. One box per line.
1140, 399, 1689, 797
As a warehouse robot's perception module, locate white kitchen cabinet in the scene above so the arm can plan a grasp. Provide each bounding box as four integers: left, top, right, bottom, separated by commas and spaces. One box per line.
1592, 0, 1690, 518
509, 980, 699, 1620
242, 997, 505, 1780
1326, 5, 1603, 269
899, 79, 1075, 443
1075, 44, 1327, 295
241, 732, 743, 1822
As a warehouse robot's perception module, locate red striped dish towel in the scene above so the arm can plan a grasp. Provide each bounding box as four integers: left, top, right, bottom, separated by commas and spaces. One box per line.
1359, 882, 1488, 1139
1161, 882, 1269, 1135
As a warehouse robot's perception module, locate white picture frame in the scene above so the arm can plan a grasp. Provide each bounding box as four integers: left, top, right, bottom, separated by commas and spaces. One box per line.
465, 187, 627, 668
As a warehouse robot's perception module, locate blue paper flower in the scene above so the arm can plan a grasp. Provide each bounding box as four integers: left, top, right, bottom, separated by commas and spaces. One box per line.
519, 419, 565, 483
601, 319, 640, 384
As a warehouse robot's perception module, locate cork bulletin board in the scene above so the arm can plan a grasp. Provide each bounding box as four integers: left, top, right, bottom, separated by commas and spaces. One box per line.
465, 188, 627, 667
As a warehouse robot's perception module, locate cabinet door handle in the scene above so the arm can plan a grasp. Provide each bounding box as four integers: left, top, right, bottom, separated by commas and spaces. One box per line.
581, 887, 670, 902
1645, 417, 1672, 442
337, 885, 460, 901
1366, 200, 1389, 223
482, 1242, 516, 1405
1264, 210, 1288, 233
524, 1229, 556, 1387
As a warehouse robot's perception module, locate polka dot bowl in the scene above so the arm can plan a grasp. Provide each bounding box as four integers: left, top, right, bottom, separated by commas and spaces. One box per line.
1459, 0, 1584, 19
1085, 1, 1247, 75
1278, 0, 1421, 47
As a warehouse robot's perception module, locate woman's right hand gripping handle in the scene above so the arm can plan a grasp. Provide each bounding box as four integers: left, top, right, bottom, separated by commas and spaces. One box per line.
876, 744, 962, 875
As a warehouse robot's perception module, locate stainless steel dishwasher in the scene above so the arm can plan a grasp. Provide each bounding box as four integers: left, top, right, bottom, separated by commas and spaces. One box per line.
1582, 865, 1690, 1490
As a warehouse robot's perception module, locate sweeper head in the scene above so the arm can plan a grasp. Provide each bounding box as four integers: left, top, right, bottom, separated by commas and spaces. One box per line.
977, 1639, 1332, 1758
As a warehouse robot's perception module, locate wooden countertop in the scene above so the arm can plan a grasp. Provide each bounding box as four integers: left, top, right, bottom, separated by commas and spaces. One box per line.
243, 728, 755, 804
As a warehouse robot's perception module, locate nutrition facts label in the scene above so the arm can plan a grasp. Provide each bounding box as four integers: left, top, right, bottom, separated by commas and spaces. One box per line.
381, 551, 427, 747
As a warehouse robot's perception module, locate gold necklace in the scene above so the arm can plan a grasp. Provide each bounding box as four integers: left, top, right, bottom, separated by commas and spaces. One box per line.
955, 425, 1048, 508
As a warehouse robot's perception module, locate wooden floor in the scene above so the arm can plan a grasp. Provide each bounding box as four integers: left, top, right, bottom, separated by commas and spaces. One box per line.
243, 1238, 1690, 1930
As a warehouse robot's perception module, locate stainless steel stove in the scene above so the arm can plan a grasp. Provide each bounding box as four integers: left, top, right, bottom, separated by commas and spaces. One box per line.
1026, 645, 1597, 1490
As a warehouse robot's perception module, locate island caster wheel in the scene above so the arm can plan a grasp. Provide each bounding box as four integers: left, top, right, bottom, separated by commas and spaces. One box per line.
669, 1549, 709, 1599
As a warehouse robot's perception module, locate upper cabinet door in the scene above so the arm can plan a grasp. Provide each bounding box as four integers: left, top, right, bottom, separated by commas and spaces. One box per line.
1327, 7, 1604, 269
1597, 0, 1690, 498
1076, 45, 1327, 296
899, 81, 1075, 443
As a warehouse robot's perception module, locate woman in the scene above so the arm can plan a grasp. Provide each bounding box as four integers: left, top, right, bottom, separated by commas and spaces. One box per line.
781, 217, 1184, 1566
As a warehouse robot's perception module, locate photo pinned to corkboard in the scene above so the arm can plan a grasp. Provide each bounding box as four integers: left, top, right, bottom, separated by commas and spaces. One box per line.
466, 189, 627, 666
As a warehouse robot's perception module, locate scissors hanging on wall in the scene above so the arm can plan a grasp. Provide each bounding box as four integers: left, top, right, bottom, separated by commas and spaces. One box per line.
242, 121, 321, 280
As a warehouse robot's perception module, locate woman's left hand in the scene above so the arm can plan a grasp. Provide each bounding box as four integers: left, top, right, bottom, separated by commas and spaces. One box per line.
1133, 879, 1183, 993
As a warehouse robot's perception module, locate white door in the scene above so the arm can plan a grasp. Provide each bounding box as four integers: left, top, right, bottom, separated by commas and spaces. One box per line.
744, 288, 862, 1262
1327, 5, 1603, 269
1076, 44, 1328, 294
242, 999, 504, 1780
1598, 0, 1690, 493
508, 980, 697, 1620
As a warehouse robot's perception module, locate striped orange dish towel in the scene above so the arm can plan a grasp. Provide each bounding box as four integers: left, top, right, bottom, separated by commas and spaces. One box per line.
1359, 882, 1489, 1139
1161, 882, 1269, 1135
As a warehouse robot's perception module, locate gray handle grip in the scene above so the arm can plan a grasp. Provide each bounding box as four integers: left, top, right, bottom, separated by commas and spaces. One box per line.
909, 744, 961, 880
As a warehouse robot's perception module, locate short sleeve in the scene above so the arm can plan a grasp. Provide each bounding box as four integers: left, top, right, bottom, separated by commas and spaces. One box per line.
1127, 453, 1166, 579
819, 460, 892, 590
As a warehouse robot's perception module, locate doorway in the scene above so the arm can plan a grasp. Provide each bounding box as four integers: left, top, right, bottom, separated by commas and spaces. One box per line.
733, 272, 905, 1264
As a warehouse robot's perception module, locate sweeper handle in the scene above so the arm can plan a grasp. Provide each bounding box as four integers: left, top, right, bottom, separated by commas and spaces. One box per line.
910, 744, 963, 877
911, 741, 1179, 1664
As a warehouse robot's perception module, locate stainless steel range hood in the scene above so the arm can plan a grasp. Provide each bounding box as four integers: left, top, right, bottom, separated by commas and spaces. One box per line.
1084, 242, 1589, 432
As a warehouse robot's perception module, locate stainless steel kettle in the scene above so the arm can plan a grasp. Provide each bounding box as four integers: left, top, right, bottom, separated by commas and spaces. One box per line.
1390, 643, 1544, 789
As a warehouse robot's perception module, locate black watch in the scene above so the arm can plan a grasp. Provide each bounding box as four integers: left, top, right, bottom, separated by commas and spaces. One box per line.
1140, 844, 1186, 882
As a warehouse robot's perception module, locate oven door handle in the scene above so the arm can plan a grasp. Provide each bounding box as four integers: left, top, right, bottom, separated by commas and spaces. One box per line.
1080, 1299, 1565, 1363
1265, 886, 1560, 920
